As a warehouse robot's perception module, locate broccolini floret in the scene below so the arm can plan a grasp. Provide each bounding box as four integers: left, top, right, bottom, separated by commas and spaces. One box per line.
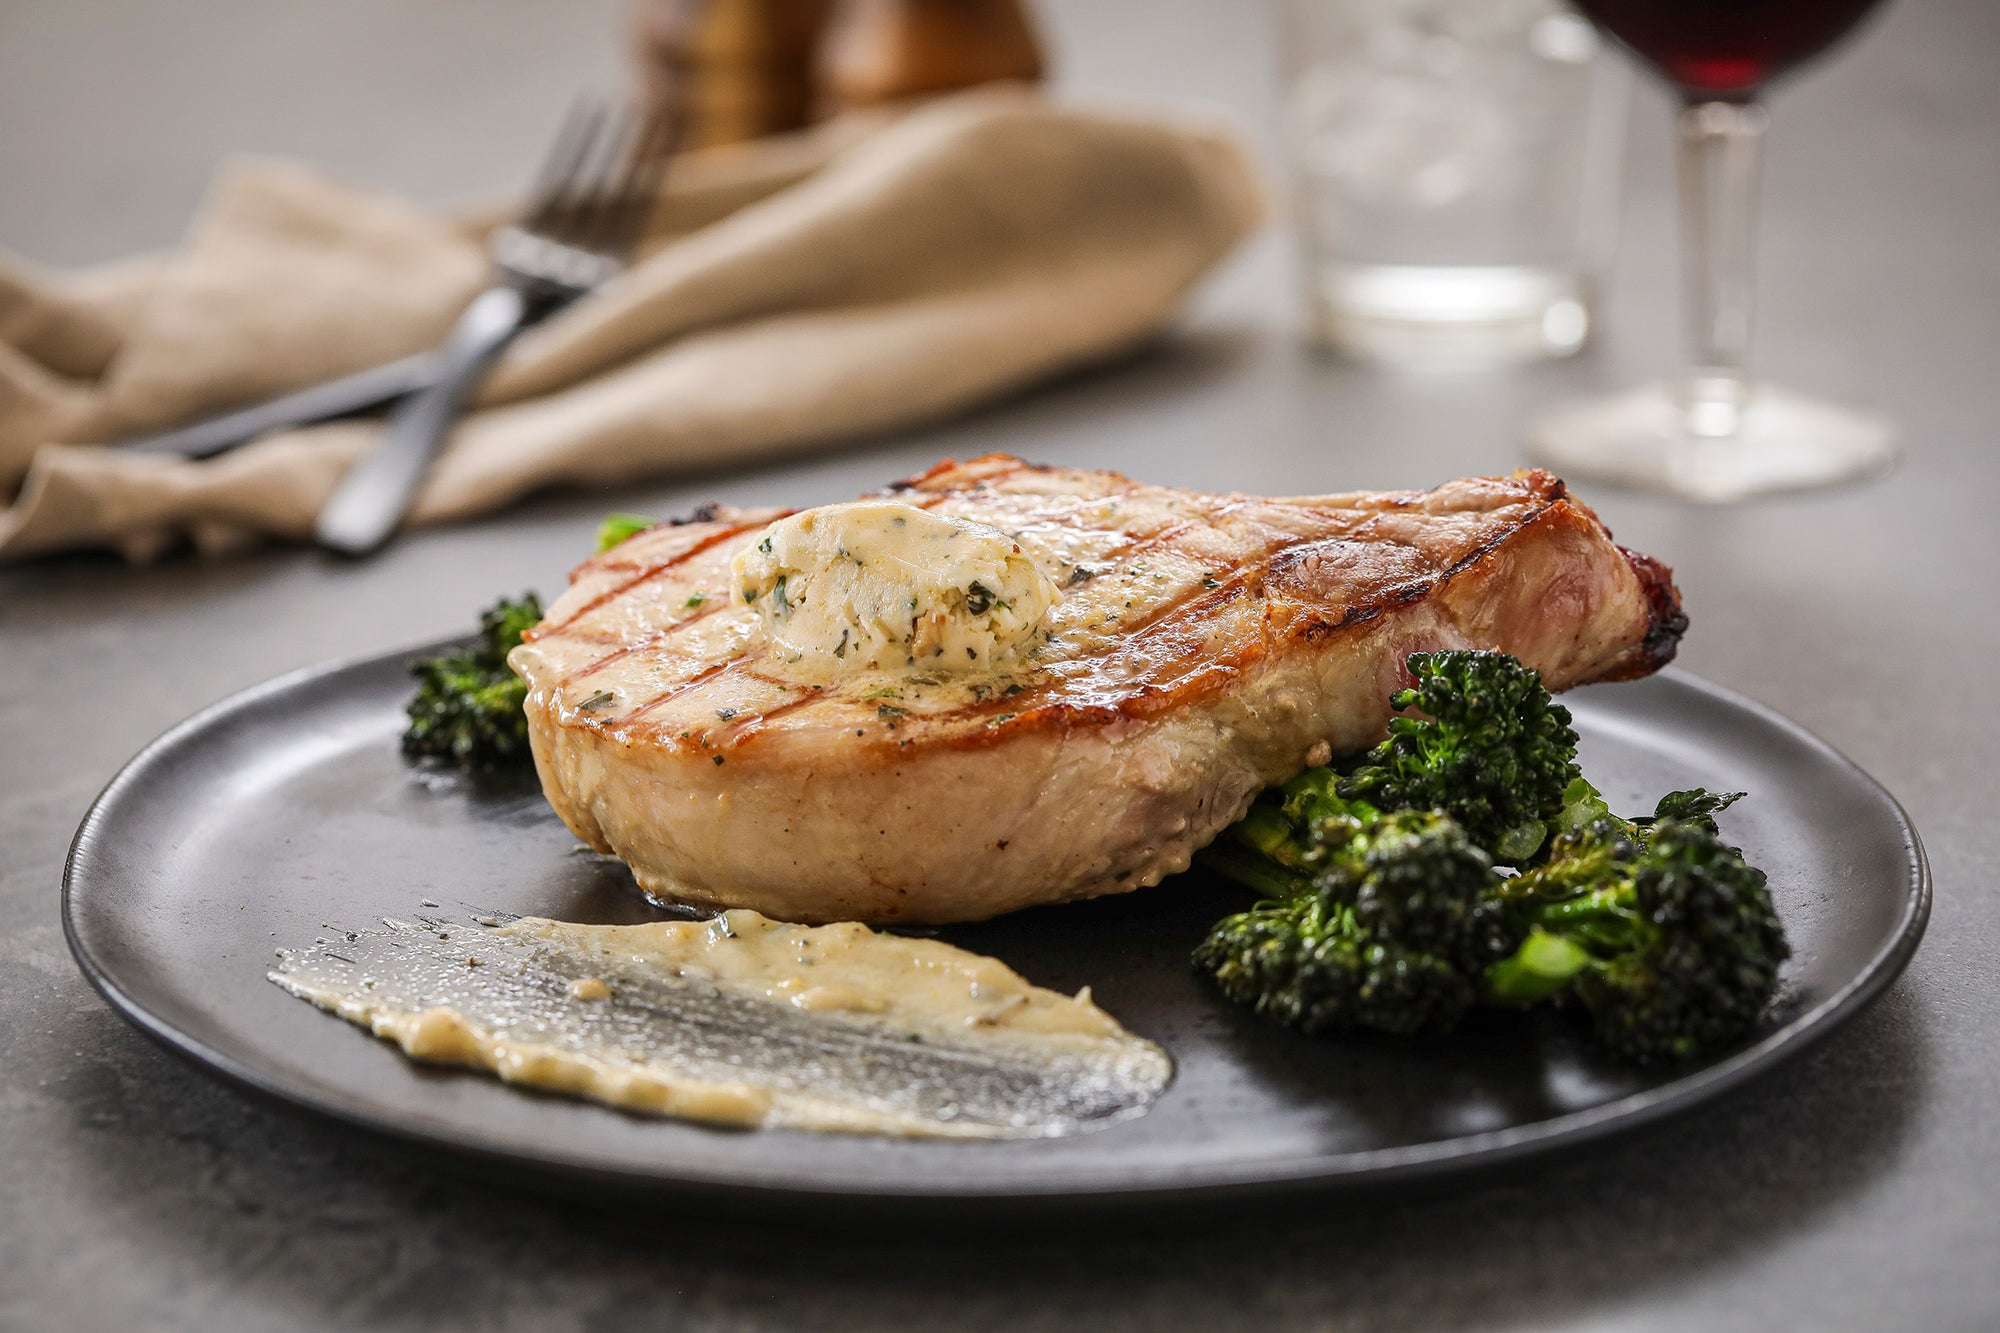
1194, 811, 1513, 1037
1203, 651, 1580, 889
1338, 650, 1581, 863
1483, 815, 1789, 1064
402, 594, 543, 773
1195, 647, 1786, 1065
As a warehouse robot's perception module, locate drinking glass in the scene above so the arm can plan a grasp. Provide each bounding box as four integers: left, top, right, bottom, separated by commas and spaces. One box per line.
1529, 0, 1896, 501
1276, 0, 1627, 366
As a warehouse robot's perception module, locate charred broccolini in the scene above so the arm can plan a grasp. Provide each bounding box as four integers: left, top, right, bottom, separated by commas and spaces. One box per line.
1194, 811, 1511, 1037
1337, 649, 1581, 864
1196, 650, 1788, 1064
1483, 800, 1787, 1064
1200, 650, 1579, 894
402, 594, 543, 773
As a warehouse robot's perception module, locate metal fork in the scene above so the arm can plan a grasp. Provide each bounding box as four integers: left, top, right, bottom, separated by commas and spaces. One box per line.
313, 101, 676, 557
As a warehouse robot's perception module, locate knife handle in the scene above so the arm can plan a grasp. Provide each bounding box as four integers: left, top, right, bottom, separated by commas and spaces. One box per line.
312, 286, 529, 558
117, 352, 445, 459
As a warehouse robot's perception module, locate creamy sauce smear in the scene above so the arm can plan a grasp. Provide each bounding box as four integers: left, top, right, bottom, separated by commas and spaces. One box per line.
271, 910, 1170, 1138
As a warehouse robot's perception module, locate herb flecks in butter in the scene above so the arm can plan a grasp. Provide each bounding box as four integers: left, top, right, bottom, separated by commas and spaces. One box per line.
730, 501, 1060, 682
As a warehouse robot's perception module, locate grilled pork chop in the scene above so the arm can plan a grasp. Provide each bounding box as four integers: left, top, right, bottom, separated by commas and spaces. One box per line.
510, 456, 1684, 924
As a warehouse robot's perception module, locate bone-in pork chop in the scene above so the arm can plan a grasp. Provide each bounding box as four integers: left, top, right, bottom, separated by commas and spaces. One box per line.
509, 456, 1684, 924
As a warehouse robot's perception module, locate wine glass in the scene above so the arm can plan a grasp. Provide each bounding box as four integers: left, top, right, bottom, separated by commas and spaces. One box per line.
1528, 0, 1896, 502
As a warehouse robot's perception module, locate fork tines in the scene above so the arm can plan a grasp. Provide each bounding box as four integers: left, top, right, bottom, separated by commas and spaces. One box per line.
520, 95, 685, 272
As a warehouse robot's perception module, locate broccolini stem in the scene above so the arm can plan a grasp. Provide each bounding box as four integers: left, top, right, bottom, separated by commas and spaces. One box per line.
1531, 891, 1631, 927
1280, 767, 1351, 825
1481, 930, 1593, 1006
1233, 802, 1307, 867
1195, 842, 1313, 900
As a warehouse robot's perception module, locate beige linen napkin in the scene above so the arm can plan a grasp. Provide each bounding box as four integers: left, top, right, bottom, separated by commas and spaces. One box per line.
0, 86, 1261, 563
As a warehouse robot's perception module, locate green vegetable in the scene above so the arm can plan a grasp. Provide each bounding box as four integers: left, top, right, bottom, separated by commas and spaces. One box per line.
1195, 649, 1788, 1065
1484, 815, 1788, 1064
402, 594, 542, 773
595, 513, 656, 553
1338, 650, 1580, 864
1194, 811, 1510, 1038
1636, 787, 1743, 835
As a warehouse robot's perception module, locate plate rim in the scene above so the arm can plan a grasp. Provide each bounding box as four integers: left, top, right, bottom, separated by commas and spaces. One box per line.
62, 642, 1933, 1209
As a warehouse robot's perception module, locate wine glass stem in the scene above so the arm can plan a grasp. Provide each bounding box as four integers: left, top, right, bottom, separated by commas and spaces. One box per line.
1677, 98, 1769, 438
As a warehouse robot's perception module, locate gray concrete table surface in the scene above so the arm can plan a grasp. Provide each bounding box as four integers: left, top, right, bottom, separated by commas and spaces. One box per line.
2, 1, 1994, 1329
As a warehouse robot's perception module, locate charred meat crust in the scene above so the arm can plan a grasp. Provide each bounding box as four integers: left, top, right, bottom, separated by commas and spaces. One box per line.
515, 458, 1686, 923
533, 459, 1679, 754
886, 457, 979, 492
550, 519, 779, 635
1269, 471, 1573, 641
885, 454, 1057, 493
1610, 547, 1688, 678
902, 468, 1657, 750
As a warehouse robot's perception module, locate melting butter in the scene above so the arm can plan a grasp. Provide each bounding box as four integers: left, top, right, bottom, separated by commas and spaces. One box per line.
270, 909, 1169, 1138
730, 501, 1059, 677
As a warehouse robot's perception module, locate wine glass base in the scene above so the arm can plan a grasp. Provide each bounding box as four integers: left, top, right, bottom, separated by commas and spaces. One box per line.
1527, 383, 1898, 503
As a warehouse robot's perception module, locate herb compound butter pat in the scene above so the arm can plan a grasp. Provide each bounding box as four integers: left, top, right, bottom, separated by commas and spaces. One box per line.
730, 501, 1060, 677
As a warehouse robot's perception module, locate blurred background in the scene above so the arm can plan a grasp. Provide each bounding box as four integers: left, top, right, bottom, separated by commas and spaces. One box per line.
3, 0, 1977, 507
1, 0, 1979, 507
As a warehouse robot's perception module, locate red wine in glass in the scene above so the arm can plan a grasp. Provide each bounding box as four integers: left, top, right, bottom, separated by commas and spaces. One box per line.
1576, 0, 1886, 97
1529, 0, 1899, 500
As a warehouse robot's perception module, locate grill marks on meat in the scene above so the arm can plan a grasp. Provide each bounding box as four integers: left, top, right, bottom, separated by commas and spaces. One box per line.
530, 459, 1674, 747
510, 456, 1683, 924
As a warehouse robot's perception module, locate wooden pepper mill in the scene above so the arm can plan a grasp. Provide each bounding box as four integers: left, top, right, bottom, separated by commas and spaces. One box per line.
636, 0, 1044, 148
634, 0, 833, 149
816, 0, 1044, 114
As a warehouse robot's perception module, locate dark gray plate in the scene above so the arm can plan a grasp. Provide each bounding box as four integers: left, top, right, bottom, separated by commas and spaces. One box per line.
64, 646, 1928, 1217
